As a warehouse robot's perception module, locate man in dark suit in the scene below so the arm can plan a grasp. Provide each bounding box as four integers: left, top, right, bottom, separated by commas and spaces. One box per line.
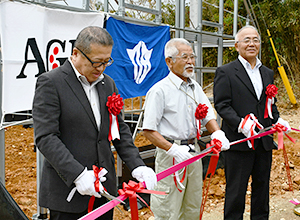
32, 26, 157, 220
213, 25, 291, 219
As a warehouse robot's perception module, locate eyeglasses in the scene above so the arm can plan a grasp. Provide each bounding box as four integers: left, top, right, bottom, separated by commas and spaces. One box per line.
237, 38, 260, 45
170, 54, 197, 62
76, 47, 114, 68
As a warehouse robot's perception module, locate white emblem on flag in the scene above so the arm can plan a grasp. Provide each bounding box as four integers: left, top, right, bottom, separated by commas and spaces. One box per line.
127, 41, 153, 84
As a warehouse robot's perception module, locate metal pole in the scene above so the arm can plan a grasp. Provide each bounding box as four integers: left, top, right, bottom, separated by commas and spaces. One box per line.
37, 149, 48, 219
217, 0, 224, 67
197, 0, 203, 87
0, 37, 5, 186
233, 0, 238, 37
197, 0, 203, 31
179, 0, 185, 38
104, 0, 109, 12
33, 149, 48, 219
84, 0, 90, 11
216, 0, 224, 126
175, 0, 180, 38
156, 0, 162, 24
118, 0, 125, 17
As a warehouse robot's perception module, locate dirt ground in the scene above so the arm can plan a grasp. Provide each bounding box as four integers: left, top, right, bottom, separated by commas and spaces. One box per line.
4, 91, 300, 219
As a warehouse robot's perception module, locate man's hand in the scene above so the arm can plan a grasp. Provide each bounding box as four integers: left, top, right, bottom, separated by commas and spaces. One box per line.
276, 117, 291, 133
74, 168, 103, 198
211, 130, 230, 151
131, 166, 157, 190
166, 143, 193, 163
238, 115, 263, 148
238, 117, 258, 137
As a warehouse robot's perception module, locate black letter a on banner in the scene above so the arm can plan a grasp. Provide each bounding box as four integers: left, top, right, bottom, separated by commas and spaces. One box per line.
17, 38, 46, 79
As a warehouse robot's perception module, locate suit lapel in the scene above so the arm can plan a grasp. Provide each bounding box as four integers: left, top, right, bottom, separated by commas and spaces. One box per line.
62, 61, 98, 130
234, 59, 258, 100
97, 77, 109, 134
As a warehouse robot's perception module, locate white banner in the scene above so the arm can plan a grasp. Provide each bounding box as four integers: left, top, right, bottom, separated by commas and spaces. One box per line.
0, 1, 105, 114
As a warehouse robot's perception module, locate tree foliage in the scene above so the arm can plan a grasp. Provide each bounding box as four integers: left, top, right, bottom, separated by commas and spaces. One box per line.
253, 0, 300, 83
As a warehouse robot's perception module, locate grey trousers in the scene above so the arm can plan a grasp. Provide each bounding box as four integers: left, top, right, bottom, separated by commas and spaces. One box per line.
150, 141, 203, 220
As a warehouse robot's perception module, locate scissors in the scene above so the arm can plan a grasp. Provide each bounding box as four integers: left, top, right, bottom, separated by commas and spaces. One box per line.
100, 190, 125, 205
188, 143, 216, 155
257, 125, 274, 137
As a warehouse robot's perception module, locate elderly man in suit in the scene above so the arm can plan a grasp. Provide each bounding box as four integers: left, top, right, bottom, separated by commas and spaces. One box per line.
213, 25, 291, 219
33, 26, 157, 220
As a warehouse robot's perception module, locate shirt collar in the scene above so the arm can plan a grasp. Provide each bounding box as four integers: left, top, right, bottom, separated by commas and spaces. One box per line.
68, 57, 104, 86
238, 55, 262, 70
168, 71, 195, 90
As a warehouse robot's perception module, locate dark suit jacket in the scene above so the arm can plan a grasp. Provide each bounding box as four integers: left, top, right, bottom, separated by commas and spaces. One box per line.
213, 59, 279, 151
33, 60, 145, 213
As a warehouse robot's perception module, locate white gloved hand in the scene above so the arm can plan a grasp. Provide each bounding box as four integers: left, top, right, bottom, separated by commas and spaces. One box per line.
211, 130, 230, 151
166, 143, 193, 163
74, 168, 103, 198
238, 117, 258, 137
276, 117, 291, 133
131, 166, 157, 190
188, 144, 195, 152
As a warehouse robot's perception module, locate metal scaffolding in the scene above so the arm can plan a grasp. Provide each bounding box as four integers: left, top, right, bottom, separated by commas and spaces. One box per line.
0, 0, 256, 219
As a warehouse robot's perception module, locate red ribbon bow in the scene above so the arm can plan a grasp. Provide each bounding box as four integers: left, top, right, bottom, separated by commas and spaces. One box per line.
106, 93, 124, 141
106, 92, 124, 115
88, 166, 107, 213
205, 139, 222, 175
200, 139, 222, 219
118, 181, 149, 220
264, 84, 278, 119
118, 180, 165, 220
195, 103, 208, 139
271, 123, 295, 149
93, 166, 104, 193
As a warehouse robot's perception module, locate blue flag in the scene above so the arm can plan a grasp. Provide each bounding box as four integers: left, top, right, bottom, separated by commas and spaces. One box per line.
105, 17, 170, 99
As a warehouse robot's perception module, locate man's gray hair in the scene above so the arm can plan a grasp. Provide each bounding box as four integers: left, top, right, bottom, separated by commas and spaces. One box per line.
164, 38, 192, 58
235, 25, 260, 42
74, 26, 114, 54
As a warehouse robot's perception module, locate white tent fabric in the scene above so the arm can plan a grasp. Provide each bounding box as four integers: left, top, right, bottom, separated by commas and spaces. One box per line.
0, 0, 105, 115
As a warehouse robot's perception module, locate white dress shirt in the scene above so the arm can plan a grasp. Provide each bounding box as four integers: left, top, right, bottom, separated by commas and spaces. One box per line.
238, 55, 263, 100
143, 71, 216, 140
69, 58, 102, 130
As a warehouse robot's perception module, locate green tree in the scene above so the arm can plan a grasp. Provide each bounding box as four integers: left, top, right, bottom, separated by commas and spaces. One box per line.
251, 0, 300, 103
253, 0, 300, 77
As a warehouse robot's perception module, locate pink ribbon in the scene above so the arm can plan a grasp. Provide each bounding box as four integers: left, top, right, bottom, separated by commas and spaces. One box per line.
290, 198, 300, 205
78, 126, 300, 220
78, 148, 212, 220
292, 128, 300, 132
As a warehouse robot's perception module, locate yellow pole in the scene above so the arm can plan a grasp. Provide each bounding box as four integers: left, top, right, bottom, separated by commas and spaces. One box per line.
267, 29, 297, 104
